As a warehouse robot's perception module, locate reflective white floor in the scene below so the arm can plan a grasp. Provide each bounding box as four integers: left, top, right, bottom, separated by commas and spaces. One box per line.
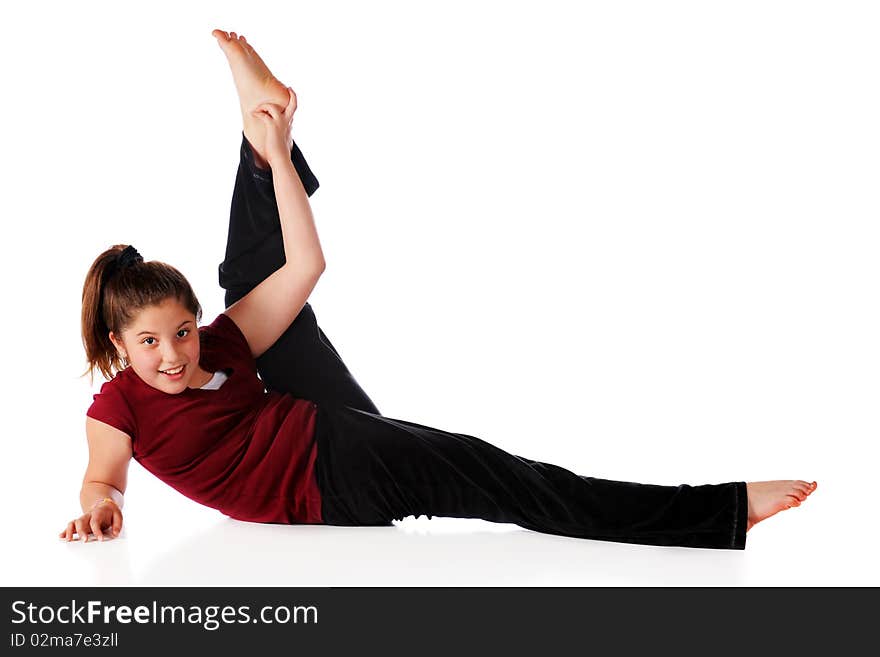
9, 477, 871, 587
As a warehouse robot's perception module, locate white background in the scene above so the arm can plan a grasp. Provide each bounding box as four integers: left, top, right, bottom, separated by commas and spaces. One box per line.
1, 0, 876, 585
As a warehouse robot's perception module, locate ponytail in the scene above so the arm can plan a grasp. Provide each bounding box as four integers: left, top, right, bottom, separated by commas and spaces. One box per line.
80, 245, 203, 384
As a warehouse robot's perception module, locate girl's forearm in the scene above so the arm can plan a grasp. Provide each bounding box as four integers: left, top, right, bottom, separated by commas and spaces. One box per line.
269, 157, 326, 272
79, 481, 123, 515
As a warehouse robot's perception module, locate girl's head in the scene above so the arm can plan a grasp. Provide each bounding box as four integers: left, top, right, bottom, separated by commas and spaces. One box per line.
81, 245, 203, 392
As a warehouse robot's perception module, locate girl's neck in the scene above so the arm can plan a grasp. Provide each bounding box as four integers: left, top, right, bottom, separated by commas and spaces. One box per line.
187, 365, 216, 389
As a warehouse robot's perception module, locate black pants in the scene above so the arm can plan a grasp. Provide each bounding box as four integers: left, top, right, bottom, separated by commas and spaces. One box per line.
219, 133, 748, 550
218, 133, 380, 414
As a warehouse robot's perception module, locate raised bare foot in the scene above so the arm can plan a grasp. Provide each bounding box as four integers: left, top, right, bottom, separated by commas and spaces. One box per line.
211, 29, 293, 167
746, 480, 817, 531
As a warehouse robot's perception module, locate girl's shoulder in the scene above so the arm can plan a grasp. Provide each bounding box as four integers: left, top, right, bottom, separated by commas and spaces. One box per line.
86, 371, 137, 438
198, 312, 257, 372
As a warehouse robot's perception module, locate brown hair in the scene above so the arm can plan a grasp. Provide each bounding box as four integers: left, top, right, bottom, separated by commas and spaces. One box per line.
80, 244, 203, 384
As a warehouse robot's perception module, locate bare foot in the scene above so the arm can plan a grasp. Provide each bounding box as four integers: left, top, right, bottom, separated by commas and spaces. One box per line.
746, 480, 817, 531
211, 29, 293, 168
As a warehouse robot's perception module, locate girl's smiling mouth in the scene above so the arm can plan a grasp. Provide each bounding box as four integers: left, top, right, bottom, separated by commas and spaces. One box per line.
160, 365, 186, 379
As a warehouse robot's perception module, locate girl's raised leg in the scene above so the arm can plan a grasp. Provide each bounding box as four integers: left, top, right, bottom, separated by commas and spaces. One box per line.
212, 29, 381, 414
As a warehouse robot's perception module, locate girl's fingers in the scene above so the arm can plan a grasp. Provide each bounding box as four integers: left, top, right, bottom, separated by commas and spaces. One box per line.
90, 515, 104, 542
254, 102, 289, 122
75, 517, 88, 543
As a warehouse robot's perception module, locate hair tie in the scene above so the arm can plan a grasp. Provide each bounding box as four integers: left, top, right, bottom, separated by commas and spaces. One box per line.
117, 245, 143, 268
106, 245, 143, 280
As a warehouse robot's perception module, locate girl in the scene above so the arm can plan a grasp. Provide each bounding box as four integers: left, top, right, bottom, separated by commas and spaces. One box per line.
60, 29, 816, 549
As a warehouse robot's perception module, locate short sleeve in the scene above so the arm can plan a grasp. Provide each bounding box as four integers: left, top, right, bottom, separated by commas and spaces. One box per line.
199, 312, 257, 373
86, 381, 137, 438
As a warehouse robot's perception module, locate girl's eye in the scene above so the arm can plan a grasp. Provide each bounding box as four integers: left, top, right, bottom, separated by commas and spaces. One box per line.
141, 329, 190, 345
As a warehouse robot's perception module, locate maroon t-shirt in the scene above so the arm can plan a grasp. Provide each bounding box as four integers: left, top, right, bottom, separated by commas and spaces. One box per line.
86, 312, 323, 524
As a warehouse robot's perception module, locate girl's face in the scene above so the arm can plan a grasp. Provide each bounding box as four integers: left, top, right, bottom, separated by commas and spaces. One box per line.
109, 297, 202, 394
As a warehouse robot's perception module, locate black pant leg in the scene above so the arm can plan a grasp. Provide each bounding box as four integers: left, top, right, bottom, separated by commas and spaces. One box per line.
218, 133, 381, 414
218, 132, 320, 297
313, 404, 748, 549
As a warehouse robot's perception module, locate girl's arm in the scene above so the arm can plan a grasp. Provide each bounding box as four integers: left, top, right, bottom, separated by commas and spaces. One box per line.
81, 418, 131, 509
224, 93, 326, 360
60, 419, 130, 542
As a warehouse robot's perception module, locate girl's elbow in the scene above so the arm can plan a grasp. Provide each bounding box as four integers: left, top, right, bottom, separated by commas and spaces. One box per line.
288, 256, 325, 275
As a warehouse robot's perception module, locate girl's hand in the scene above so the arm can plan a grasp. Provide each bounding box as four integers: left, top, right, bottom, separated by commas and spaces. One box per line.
251, 86, 297, 167
59, 502, 123, 542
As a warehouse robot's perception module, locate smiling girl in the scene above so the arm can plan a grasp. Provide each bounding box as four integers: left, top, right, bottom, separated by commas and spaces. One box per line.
61, 29, 816, 549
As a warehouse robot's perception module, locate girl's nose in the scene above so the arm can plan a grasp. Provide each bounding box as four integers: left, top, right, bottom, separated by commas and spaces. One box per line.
162, 347, 182, 364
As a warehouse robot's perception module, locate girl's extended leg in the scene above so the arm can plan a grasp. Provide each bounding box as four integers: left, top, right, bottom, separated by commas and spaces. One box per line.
218, 133, 381, 414
313, 403, 749, 549
212, 29, 380, 413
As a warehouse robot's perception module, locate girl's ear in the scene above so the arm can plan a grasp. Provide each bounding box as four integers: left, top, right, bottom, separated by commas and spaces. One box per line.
109, 331, 127, 359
